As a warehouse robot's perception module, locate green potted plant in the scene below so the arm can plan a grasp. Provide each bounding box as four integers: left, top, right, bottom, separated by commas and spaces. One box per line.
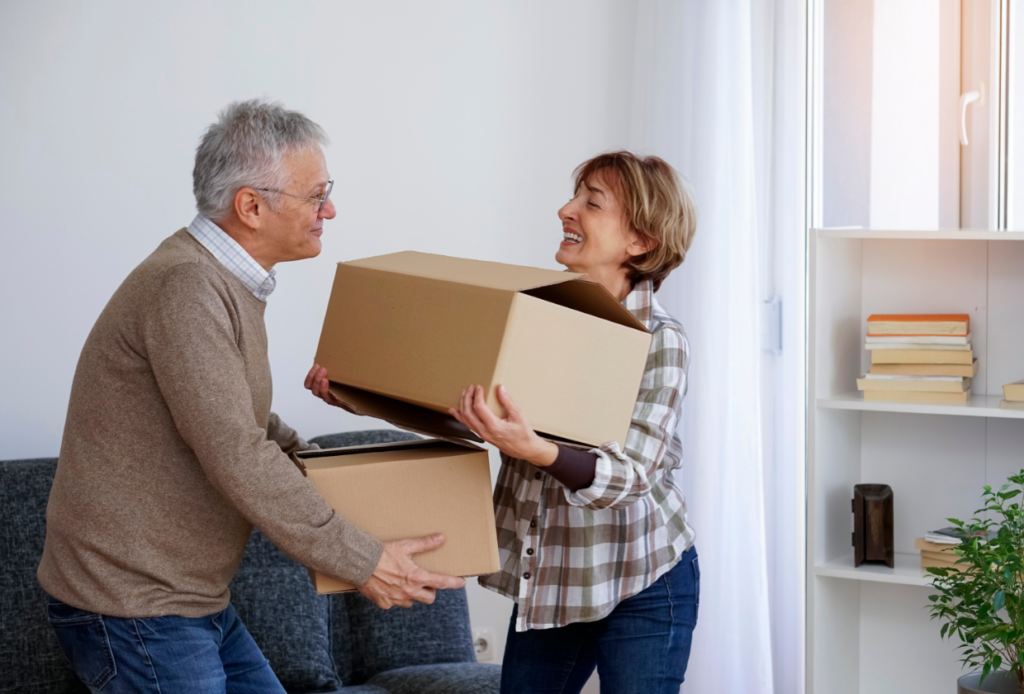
928, 471, 1024, 694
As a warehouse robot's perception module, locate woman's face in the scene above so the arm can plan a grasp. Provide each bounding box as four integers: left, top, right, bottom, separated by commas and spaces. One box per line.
555, 169, 647, 278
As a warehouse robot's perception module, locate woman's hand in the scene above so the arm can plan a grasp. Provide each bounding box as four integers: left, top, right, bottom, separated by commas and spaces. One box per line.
449, 385, 558, 467
304, 364, 343, 407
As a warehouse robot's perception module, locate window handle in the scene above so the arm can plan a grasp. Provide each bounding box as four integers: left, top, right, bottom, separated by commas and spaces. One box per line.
960, 90, 981, 146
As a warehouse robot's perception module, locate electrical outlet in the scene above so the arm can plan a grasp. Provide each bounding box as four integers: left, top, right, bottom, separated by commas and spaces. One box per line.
473, 628, 495, 662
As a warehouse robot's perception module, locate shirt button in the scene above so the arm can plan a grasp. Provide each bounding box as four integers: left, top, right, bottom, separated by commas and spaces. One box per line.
535, 472, 542, 480
523, 572, 531, 580
526, 548, 534, 556
530, 520, 537, 528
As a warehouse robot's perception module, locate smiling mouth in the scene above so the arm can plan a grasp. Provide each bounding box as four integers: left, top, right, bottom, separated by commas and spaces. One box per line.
562, 230, 582, 244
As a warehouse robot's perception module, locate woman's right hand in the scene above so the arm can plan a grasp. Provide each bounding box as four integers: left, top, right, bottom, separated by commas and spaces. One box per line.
304, 364, 342, 407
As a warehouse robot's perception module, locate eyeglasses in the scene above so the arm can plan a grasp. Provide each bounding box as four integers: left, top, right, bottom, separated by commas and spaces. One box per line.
253, 180, 334, 212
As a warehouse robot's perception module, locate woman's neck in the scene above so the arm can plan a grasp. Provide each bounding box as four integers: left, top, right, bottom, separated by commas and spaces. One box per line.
572, 265, 633, 302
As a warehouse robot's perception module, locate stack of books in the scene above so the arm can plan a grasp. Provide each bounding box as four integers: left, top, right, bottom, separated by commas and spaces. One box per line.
1001, 381, 1024, 411
915, 526, 994, 572
914, 537, 965, 571
857, 314, 977, 404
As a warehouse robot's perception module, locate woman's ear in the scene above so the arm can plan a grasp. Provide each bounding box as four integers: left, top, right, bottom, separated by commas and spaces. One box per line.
626, 231, 658, 258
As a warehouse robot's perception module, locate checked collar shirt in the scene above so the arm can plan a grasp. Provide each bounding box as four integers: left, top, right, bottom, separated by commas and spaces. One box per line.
187, 214, 277, 302
479, 279, 696, 632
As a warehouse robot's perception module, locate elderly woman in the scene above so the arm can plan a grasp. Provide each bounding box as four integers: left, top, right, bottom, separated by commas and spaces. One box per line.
451, 151, 698, 694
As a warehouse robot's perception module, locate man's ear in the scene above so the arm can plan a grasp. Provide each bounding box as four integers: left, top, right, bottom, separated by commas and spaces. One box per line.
234, 188, 264, 231
626, 230, 658, 258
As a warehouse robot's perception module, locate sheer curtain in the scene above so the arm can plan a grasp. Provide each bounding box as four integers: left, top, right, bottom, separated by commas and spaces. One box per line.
629, 2, 806, 693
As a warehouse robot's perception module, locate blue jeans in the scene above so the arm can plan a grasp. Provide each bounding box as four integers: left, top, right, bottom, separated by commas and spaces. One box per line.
45, 596, 285, 693
501, 545, 699, 694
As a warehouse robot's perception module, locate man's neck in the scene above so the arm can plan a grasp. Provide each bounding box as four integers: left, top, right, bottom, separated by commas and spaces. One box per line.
215, 215, 275, 272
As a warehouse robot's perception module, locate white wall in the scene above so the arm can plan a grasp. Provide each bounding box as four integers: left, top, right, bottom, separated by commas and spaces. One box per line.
0, 0, 638, 670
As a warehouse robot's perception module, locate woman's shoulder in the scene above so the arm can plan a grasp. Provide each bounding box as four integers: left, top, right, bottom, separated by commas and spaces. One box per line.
645, 304, 689, 378
649, 298, 689, 351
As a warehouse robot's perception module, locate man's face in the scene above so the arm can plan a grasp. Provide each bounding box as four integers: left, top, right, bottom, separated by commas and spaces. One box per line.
261, 147, 336, 263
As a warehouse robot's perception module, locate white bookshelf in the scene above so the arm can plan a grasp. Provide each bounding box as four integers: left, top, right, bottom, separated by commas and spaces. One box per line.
814, 552, 931, 587
807, 228, 1024, 694
818, 392, 1024, 420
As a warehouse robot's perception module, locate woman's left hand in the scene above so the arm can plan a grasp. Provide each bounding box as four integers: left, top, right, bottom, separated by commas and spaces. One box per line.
449, 385, 558, 467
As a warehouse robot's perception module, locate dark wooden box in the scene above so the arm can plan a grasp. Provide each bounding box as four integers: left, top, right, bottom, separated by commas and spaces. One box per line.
852, 483, 894, 568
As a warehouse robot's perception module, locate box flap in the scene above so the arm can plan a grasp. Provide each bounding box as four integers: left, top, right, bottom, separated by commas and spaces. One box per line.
523, 279, 648, 332
345, 251, 585, 292
327, 383, 484, 446
297, 439, 483, 468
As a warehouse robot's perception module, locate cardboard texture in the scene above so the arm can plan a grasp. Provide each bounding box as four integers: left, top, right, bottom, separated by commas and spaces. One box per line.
315, 251, 652, 448
297, 439, 499, 594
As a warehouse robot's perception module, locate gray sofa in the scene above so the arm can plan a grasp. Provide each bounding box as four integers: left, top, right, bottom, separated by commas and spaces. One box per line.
0, 429, 501, 694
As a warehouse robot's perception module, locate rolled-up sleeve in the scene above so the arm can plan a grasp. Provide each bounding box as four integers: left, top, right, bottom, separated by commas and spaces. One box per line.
565, 323, 689, 510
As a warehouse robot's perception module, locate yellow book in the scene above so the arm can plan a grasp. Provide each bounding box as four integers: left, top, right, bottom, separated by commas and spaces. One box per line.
871, 349, 974, 365
1003, 380, 1024, 402
870, 360, 978, 378
914, 538, 960, 553
921, 550, 959, 565
866, 314, 969, 336
857, 377, 971, 394
922, 555, 968, 571
862, 390, 969, 404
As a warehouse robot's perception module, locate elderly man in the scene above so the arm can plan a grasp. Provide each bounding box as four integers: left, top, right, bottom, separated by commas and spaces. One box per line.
37, 99, 464, 693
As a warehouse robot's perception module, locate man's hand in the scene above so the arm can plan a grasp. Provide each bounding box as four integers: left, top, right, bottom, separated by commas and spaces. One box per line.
359, 533, 467, 609
449, 385, 558, 467
304, 364, 343, 407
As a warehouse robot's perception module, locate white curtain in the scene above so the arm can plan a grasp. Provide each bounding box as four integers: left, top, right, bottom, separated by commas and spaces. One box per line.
629, 2, 806, 693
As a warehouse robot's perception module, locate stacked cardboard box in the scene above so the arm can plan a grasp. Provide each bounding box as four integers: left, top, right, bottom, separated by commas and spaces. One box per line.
315, 251, 652, 449
301, 252, 655, 593
857, 314, 976, 404
296, 440, 499, 593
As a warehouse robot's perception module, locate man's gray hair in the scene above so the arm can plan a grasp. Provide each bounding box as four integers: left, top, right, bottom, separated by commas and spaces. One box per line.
193, 99, 328, 222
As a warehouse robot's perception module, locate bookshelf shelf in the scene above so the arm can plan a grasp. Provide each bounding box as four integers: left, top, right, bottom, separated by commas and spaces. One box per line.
817, 393, 1024, 419
814, 552, 932, 587
814, 228, 1024, 241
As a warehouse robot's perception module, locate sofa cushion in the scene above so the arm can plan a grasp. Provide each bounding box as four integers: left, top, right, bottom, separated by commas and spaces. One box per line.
307, 429, 422, 450
366, 663, 502, 694
344, 590, 477, 684
329, 592, 355, 685
0, 458, 87, 694
230, 529, 341, 693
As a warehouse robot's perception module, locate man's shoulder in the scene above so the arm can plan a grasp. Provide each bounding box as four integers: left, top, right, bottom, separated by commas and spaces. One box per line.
132, 229, 234, 295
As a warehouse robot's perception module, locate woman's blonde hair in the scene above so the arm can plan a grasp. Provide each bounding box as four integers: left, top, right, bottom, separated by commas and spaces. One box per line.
574, 151, 697, 292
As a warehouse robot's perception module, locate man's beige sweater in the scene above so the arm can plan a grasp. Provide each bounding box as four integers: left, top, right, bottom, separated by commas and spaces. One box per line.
37, 229, 383, 618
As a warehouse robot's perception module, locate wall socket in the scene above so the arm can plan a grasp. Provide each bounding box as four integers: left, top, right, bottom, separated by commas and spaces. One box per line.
473, 628, 495, 662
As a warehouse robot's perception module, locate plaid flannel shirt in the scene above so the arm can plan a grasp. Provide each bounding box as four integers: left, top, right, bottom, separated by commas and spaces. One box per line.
479, 279, 695, 631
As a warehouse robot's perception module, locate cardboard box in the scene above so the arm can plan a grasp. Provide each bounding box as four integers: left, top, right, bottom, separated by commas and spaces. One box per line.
296, 438, 499, 594
315, 251, 653, 448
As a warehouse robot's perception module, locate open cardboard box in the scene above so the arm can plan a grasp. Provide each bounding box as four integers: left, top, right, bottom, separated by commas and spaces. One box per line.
296, 438, 499, 594
315, 251, 653, 449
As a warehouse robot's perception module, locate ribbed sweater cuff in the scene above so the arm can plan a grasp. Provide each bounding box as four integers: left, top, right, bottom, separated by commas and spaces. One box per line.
544, 445, 598, 492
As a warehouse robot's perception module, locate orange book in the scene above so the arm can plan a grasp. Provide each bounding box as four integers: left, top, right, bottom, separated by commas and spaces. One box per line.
867, 314, 969, 337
